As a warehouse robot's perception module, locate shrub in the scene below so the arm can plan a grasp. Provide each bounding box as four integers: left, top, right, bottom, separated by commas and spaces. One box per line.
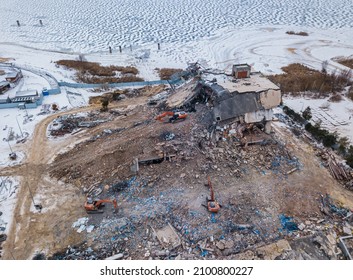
157, 68, 183, 80
337, 58, 353, 69
305, 123, 338, 147
286, 31, 309, 36
283, 106, 306, 124
302, 106, 312, 120
345, 145, 353, 168
338, 137, 350, 155
268, 63, 352, 95
56, 60, 142, 83
329, 93, 343, 102
347, 86, 353, 101
101, 98, 109, 112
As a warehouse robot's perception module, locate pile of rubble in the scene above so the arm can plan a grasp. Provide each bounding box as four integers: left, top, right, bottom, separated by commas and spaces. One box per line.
49, 112, 110, 137
316, 150, 353, 190
44, 75, 353, 260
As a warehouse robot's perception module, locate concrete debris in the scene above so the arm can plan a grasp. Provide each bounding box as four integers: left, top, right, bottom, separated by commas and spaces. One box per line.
77, 224, 86, 233
316, 150, 353, 190
43, 66, 353, 261
256, 239, 291, 260
86, 225, 95, 233
49, 113, 110, 137
343, 227, 352, 235
105, 253, 124, 260
215, 241, 225, 250
339, 236, 353, 260
152, 223, 181, 250
72, 217, 88, 228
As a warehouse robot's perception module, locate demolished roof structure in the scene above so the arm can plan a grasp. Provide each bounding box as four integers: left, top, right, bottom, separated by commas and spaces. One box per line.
161, 64, 281, 134
201, 66, 281, 133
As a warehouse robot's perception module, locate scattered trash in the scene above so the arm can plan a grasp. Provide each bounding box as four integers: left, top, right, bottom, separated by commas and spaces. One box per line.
152, 223, 181, 250
86, 225, 95, 233
339, 236, 353, 260
72, 217, 88, 228
161, 132, 175, 141
321, 194, 349, 218
279, 214, 298, 232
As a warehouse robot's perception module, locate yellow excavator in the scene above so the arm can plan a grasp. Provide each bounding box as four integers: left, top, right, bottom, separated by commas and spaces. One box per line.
84, 196, 117, 214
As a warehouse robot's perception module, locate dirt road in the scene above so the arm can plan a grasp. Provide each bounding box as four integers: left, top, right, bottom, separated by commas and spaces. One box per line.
0, 97, 147, 259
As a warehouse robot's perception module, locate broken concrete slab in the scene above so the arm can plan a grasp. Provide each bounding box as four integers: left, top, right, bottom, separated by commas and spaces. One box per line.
343, 226, 352, 235
152, 223, 181, 250
105, 253, 124, 260
298, 223, 305, 231
256, 239, 292, 260
216, 241, 225, 250
339, 235, 353, 260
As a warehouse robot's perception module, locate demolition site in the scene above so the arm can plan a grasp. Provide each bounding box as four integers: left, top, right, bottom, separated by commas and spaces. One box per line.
1, 63, 353, 260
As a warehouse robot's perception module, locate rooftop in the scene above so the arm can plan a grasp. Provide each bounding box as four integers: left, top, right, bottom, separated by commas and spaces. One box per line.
0, 80, 10, 87
203, 72, 280, 93
16, 90, 38, 97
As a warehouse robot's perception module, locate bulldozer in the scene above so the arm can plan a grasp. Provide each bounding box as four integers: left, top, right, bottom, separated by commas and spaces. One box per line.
155, 111, 187, 123
84, 196, 117, 214
204, 177, 220, 213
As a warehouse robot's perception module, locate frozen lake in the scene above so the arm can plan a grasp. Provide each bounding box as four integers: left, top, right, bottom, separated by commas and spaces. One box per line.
0, 0, 352, 53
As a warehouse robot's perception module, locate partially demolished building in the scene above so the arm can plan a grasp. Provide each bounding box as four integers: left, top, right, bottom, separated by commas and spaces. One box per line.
156, 63, 281, 135
202, 64, 281, 134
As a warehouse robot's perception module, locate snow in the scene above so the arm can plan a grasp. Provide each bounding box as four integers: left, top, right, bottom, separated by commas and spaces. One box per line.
0, 1, 352, 255
284, 96, 353, 143
0, 0, 353, 53
0, 177, 19, 235
0, 2, 352, 158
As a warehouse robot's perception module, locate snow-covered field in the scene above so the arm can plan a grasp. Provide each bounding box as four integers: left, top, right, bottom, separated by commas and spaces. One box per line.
0, 0, 352, 53
0, 1, 352, 146
0, 0, 352, 261
284, 96, 353, 143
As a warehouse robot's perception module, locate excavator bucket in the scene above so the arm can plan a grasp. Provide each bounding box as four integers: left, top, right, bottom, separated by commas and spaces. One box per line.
84, 197, 117, 214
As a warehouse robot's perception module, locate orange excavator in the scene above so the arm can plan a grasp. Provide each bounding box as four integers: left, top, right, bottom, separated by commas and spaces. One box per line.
155, 111, 188, 123
84, 196, 117, 214
205, 176, 220, 213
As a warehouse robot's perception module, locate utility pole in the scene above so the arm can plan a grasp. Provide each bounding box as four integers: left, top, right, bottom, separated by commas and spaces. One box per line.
24, 104, 28, 118
16, 116, 23, 137
7, 138, 13, 153
26, 182, 42, 211
26, 182, 36, 208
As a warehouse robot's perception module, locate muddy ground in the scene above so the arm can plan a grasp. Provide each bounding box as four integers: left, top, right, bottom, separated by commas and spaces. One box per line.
1, 91, 353, 260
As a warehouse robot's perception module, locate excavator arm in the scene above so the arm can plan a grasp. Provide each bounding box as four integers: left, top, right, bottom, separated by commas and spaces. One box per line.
85, 197, 117, 213
155, 111, 188, 123
94, 199, 117, 209
155, 111, 174, 121
208, 176, 214, 201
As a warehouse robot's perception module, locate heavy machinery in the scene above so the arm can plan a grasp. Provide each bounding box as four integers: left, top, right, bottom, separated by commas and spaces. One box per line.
155, 111, 188, 123
84, 197, 117, 214
205, 176, 220, 213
